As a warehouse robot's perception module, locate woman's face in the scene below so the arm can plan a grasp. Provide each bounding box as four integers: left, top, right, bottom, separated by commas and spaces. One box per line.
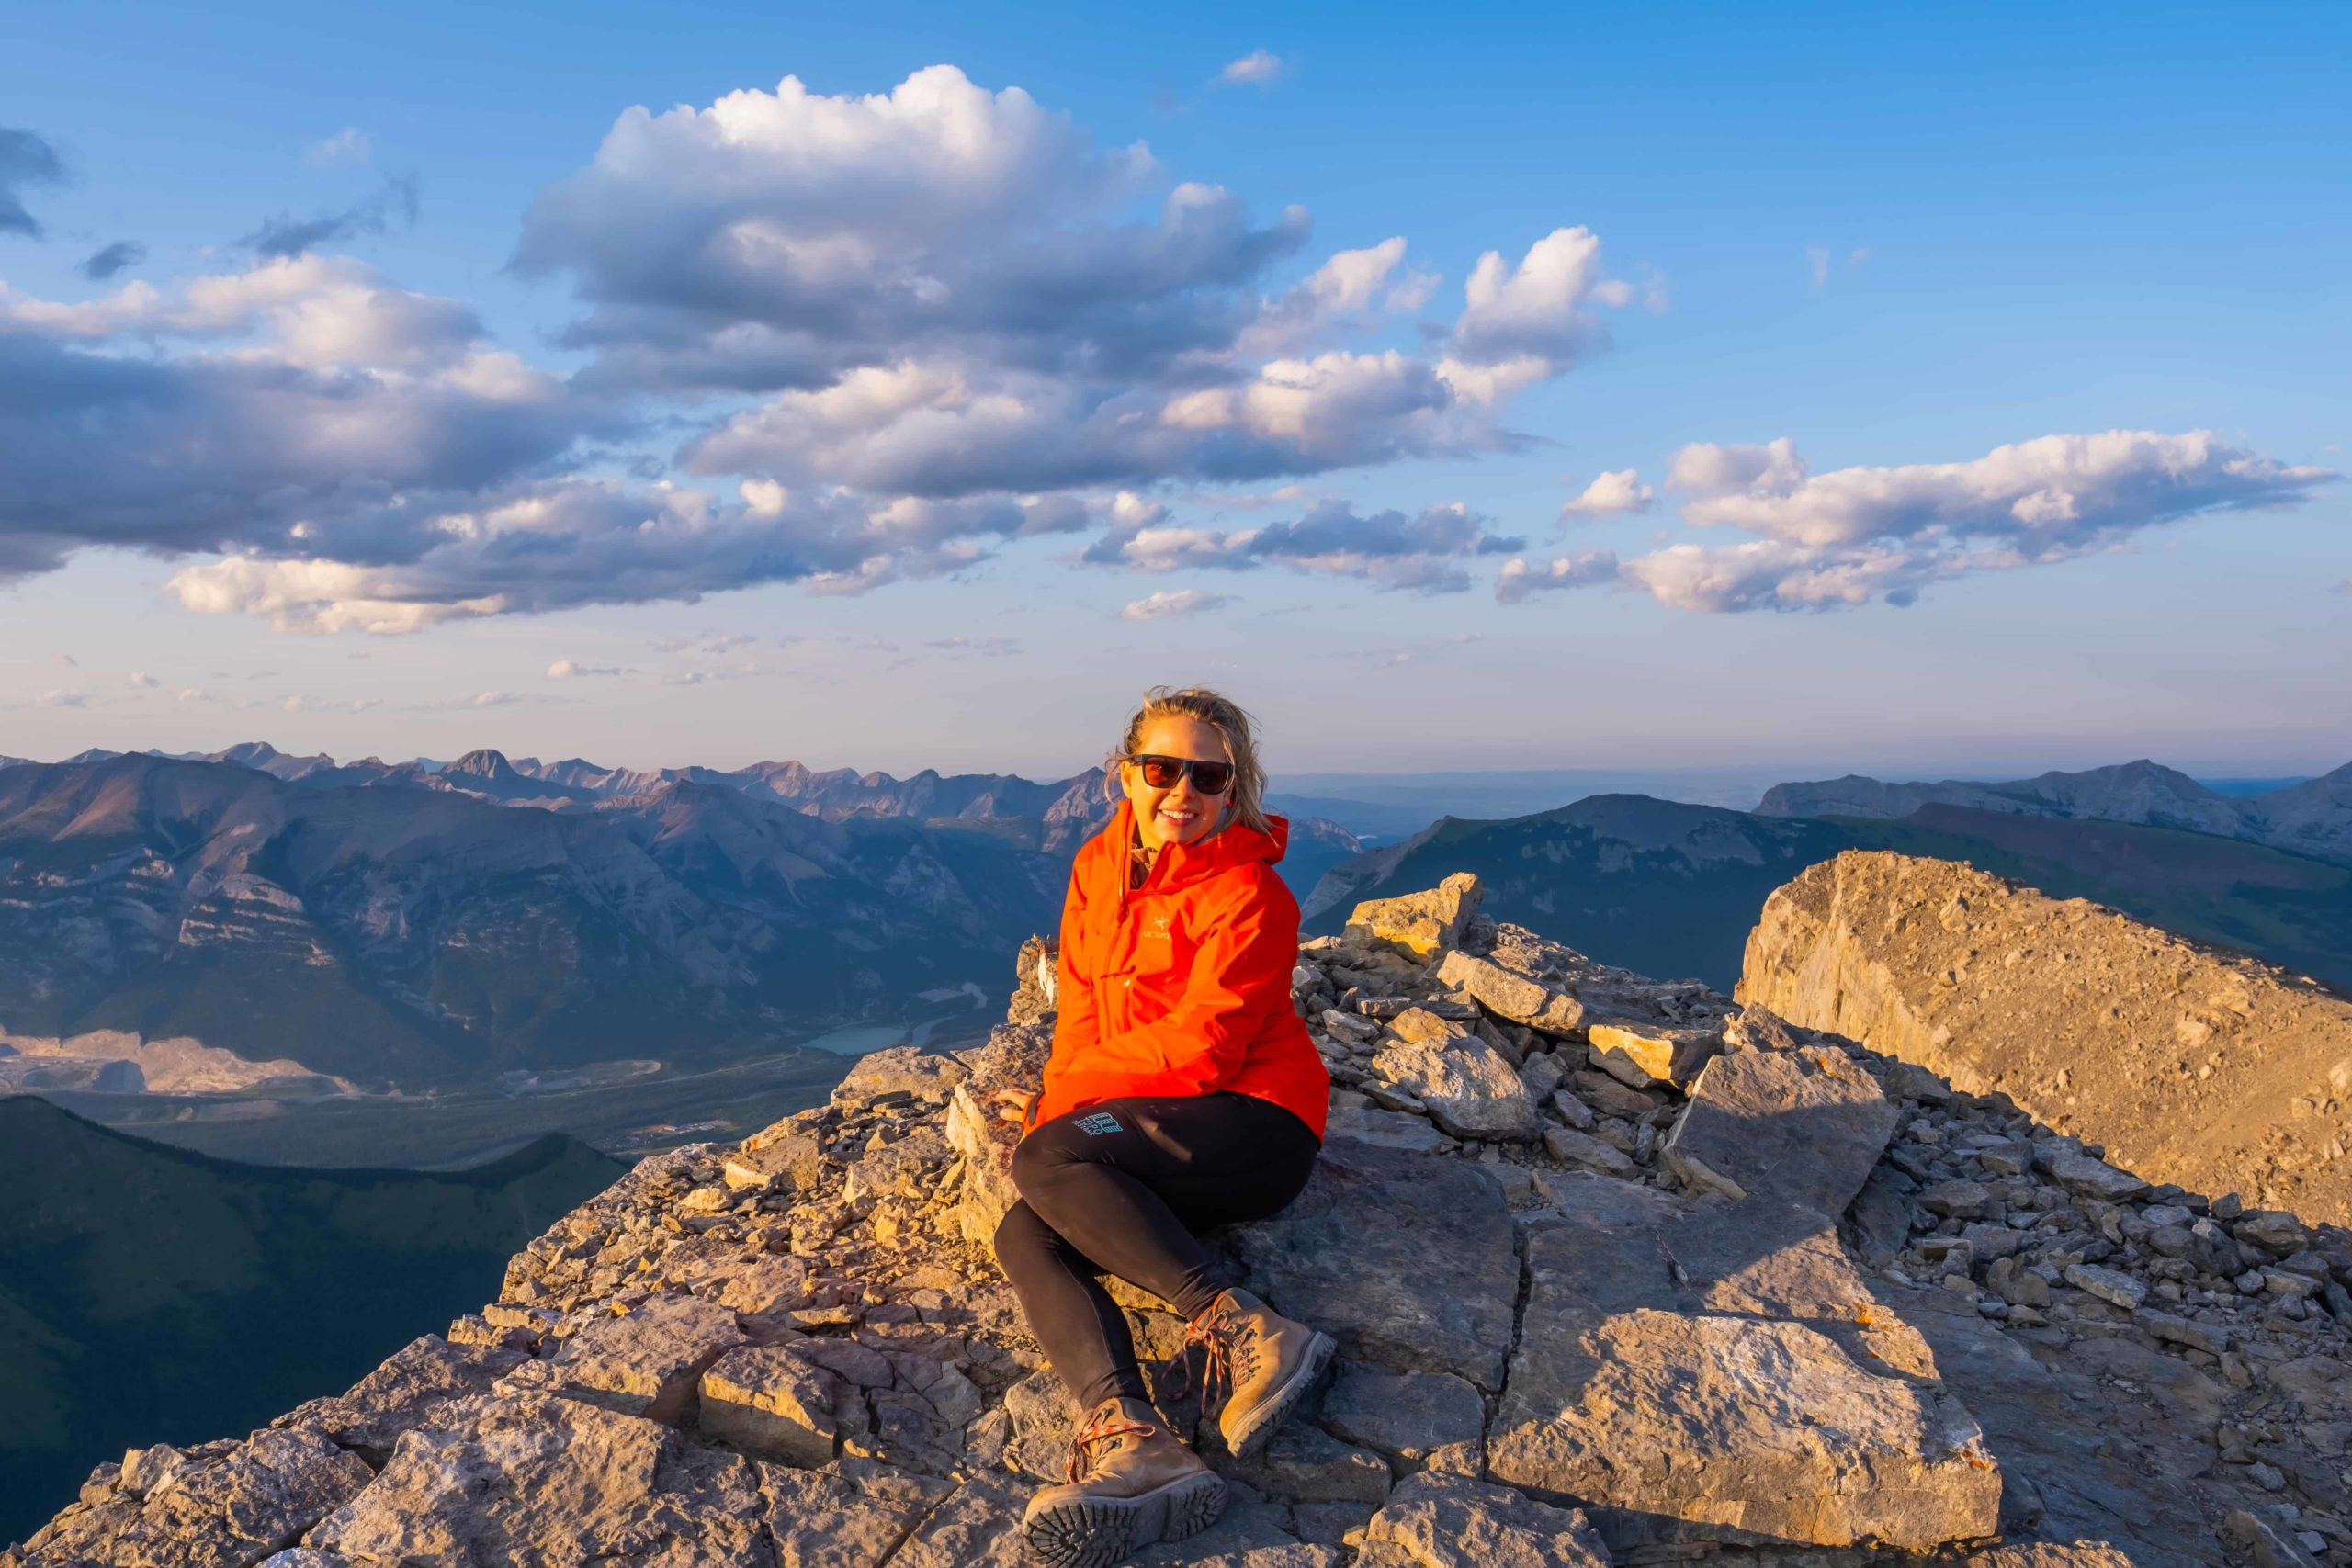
1123, 715, 1231, 853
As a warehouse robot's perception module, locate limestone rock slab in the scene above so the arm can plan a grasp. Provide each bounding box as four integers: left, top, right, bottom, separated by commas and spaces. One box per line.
1345, 873, 1482, 961
888, 1470, 1030, 1568
1369, 1030, 1539, 1142
2036, 1146, 2149, 1204
701, 1345, 838, 1467
309, 1393, 768, 1567
1660, 1043, 1897, 1216
758, 1463, 951, 1568
833, 1045, 970, 1106
1587, 1020, 1723, 1089
13, 1428, 370, 1568
1323, 1105, 1451, 1155
1363, 1472, 1610, 1568
1231, 1142, 1517, 1391
1489, 1308, 1999, 1551
533, 1292, 745, 1423
280, 1333, 523, 1461
1227, 1425, 1393, 1505
725, 1127, 825, 1194
1320, 1365, 1484, 1472
1432, 950, 1587, 1036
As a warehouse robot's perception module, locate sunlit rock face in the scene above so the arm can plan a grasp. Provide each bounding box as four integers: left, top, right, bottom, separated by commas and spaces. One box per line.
1740, 849, 2352, 1226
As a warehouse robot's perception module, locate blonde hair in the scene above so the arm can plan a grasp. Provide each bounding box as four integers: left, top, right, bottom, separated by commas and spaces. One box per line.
1104, 685, 1273, 837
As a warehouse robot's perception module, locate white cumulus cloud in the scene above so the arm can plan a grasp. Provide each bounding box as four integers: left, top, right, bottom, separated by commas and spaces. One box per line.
1499, 429, 2334, 612
1560, 469, 1654, 519
2, 66, 1652, 629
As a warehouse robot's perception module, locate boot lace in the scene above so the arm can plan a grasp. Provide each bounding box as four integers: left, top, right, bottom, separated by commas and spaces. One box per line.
1175, 1295, 1261, 1414
1065, 1404, 1154, 1483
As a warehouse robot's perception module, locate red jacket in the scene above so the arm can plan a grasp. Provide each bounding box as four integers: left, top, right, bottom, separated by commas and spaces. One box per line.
1032, 800, 1329, 1140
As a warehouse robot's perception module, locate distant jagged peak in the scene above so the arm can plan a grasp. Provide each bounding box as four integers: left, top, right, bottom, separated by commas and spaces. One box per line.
209, 740, 340, 781
443, 749, 520, 780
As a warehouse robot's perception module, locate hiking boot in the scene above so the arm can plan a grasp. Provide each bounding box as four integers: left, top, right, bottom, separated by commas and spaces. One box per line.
1184, 1287, 1336, 1458
1020, 1396, 1226, 1568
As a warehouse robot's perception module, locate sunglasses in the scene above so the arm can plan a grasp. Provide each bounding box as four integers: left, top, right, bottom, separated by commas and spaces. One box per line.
1125, 753, 1235, 795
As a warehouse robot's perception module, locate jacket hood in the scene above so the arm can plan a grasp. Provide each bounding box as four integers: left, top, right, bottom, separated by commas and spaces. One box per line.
1107, 797, 1288, 894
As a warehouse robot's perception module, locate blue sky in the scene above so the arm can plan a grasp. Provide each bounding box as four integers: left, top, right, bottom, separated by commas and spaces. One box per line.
1, 0, 2346, 781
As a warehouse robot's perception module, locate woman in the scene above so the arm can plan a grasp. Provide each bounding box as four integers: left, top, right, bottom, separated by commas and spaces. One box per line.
992, 686, 1334, 1568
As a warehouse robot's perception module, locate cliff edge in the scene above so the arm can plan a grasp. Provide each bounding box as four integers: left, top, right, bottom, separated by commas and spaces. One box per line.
1738, 851, 2352, 1224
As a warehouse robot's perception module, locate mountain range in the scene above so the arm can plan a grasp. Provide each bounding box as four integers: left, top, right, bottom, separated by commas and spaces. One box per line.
1759, 758, 2352, 866
1306, 788, 2352, 992
0, 1094, 620, 1550
0, 748, 1363, 1089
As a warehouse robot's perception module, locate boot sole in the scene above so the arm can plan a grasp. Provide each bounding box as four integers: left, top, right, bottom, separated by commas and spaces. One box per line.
1223, 1329, 1337, 1459
1021, 1470, 1227, 1568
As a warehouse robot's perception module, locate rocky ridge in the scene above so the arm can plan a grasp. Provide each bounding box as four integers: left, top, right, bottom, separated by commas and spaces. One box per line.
1740, 852, 2352, 1226
17, 874, 2352, 1567
1757, 761, 2352, 869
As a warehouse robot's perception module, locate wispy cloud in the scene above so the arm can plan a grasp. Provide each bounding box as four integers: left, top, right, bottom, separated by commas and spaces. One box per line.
281, 694, 384, 714
126, 671, 160, 689
1216, 50, 1285, 86
650, 632, 755, 655
547, 660, 629, 678
922, 636, 1020, 656
239, 173, 418, 257
79, 240, 145, 280
305, 127, 372, 167
1122, 589, 1229, 620
0, 128, 65, 237
1088, 498, 1521, 594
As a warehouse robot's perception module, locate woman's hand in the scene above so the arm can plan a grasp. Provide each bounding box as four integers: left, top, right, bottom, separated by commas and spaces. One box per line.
989, 1089, 1037, 1126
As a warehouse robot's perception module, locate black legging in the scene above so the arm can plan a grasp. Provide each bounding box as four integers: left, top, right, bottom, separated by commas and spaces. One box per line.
992, 1091, 1321, 1410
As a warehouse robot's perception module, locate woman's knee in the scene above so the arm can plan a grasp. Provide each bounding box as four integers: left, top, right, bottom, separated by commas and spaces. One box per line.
991, 1197, 1048, 1272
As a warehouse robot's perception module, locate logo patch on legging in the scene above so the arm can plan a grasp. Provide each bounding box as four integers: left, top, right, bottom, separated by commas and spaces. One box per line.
1074, 1112, 1123, 1136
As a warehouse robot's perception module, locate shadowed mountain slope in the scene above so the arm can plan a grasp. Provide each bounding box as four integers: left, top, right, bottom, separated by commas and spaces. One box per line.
0, 1095, 621, 1550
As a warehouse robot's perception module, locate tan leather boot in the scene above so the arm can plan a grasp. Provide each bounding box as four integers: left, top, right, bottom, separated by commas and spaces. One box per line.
1020, 1396, 1227, 1568
1184, 1286, 1336, 1458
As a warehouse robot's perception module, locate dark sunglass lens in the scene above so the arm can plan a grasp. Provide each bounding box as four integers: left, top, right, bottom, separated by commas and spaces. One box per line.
1138, 757, 1184, 787
1190, 762, 1234, 795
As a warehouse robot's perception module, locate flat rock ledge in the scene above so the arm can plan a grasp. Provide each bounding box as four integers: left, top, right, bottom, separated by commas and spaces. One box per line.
17, 874, 2352, 1568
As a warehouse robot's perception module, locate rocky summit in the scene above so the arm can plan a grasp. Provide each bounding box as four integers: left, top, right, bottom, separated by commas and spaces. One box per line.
1741, 851, 2352, 1225
17, 871, 2352, 1568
